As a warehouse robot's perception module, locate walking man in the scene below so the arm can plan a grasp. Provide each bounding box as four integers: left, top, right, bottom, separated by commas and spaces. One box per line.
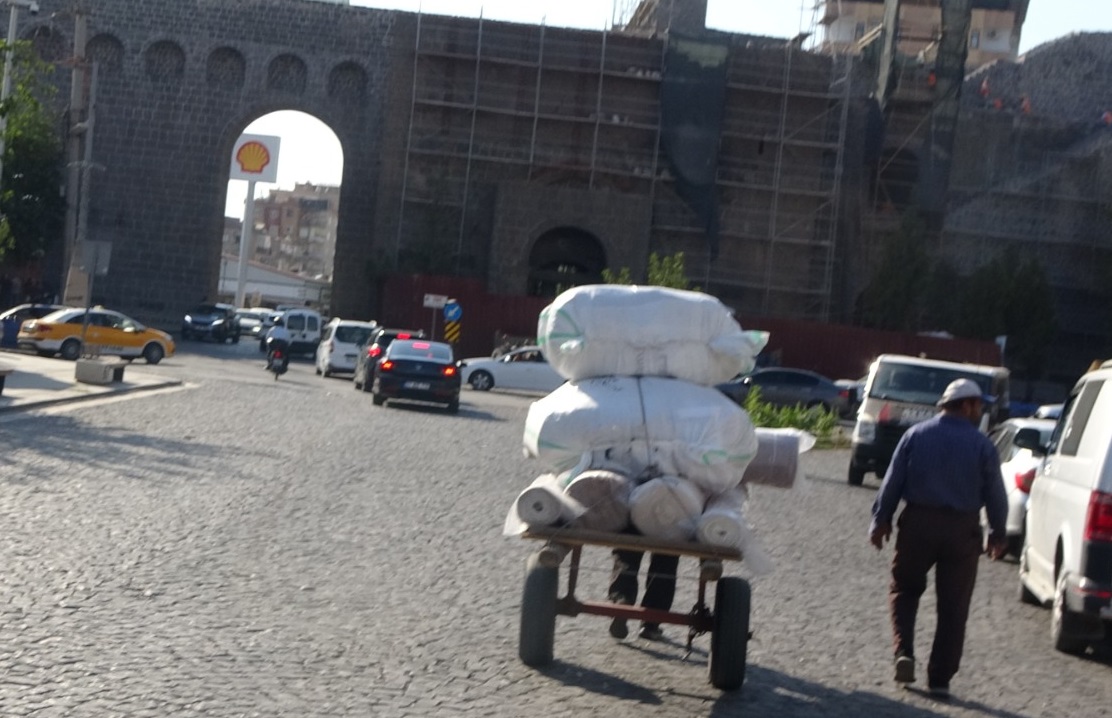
869, 378, 1009, 699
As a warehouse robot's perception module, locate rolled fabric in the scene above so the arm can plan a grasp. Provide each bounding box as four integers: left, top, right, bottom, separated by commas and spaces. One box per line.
515, 474, 583, 527
696, 487, 776, 575
565, 470, 634, 533
629, 476, 705, 542
536, 284, 769, 385
741, 428, 816, 490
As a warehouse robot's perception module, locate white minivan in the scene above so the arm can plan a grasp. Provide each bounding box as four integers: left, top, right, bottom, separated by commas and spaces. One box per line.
282, 307, 322, 357
1017, 361, 1112, 654
316, 318, 378, 377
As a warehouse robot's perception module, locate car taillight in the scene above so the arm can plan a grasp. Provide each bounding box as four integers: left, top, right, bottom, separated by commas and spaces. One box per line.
1015, 468, 1036, 494
1084, 491, 1112, 543
839, 389, 850, 399
369, 346, 381, 358
443, 365, 457, 377
380, 360, 394, 371
397, 333, 411, 340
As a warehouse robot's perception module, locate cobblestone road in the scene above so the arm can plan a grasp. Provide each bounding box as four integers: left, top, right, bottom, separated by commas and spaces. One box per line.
1, 347, 1109, 716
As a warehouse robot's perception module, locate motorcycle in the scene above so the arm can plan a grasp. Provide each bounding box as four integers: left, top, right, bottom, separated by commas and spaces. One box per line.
266, 338, 289, 380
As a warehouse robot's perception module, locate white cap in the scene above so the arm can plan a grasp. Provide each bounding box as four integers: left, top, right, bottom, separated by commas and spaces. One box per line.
937, 378, 994, 406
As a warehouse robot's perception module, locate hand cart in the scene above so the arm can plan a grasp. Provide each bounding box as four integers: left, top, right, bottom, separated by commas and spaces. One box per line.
518, 526, 750, 691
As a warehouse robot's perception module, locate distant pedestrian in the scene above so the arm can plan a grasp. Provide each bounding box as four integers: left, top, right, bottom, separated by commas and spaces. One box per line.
869, 378, 1008, 700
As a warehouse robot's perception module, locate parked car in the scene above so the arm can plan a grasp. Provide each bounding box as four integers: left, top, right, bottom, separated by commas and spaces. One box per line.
740, 368, 851, 416
0, 303, 66, 348
1015, 361, 1112, 654
985, 417, 1057, 556
316, 318, 378, 377
353, 328, 425, 391
834, 375, 867, 417
18, 307, 175, 364
371, 338, 461, 413
459, 346, 565, 393
182, 303, 240, 343
1034, 403, 1064, 419
235, 308, 273, 338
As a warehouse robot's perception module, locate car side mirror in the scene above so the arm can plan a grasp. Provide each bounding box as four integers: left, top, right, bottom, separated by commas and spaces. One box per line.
1014, 427, 1047, 456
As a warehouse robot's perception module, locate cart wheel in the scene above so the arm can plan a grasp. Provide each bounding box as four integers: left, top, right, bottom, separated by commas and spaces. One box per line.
709, 577, 750, 691
519, 553, 559, 667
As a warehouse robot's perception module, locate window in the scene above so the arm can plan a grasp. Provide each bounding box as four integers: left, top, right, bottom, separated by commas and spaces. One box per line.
970, 30, 980, 49
1056, 380, 1103, 457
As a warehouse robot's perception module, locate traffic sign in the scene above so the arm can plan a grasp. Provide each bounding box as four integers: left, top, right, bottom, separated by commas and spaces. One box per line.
423, 293, 448, 309
444, 320, 461, 343
443, 301, 462, 322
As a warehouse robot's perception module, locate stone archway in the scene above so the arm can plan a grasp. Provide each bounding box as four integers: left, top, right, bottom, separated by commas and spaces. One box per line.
526, 226, 606, 298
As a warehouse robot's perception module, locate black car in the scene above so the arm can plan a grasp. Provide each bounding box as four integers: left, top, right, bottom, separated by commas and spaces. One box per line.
353, 327, 425, 391
738, 367, 851, 415
371, 338, 461, 413
182, 303, 240, 343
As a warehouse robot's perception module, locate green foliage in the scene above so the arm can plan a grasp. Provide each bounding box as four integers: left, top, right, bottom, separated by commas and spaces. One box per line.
742, 386, 843, 448
0, 41, 64, 264
602, 251, 696, 290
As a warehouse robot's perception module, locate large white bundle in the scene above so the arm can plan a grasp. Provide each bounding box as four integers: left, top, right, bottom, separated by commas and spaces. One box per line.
536, 284, 769, 385
629, 476, 705, 541
523, 376, 759, 494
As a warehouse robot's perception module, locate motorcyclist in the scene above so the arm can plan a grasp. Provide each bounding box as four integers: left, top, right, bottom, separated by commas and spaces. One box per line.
265, 316, 291, 372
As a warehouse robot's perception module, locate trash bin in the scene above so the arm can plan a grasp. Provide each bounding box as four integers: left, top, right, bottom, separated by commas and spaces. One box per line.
1, 317, 18, 348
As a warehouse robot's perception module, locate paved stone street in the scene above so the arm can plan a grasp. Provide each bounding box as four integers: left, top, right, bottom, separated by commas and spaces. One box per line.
1, 345, 1109, 716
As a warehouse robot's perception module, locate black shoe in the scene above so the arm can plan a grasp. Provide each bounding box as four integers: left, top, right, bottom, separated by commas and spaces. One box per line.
894, 654, 915, 684
928, 684, 950, 699
609, 618, 628, 639
638, 624, 665, 641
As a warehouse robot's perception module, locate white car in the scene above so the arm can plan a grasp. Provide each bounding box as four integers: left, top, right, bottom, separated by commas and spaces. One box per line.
986, 417, 1057, 556
315, 318, 378, 377
1017, 362, 1112, 654
460, 346, 564, 393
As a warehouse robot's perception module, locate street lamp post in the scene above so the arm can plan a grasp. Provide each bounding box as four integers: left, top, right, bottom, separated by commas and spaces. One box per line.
0, 0, 38, 196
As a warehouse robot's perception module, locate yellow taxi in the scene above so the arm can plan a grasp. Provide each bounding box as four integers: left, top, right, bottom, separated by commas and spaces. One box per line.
18, 307, 175, 364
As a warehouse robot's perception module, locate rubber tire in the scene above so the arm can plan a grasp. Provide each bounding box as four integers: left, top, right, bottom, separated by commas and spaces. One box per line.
1018, 577, 1040, 606
361, 368, 373, 392
1052, 572, 1089, 655
519, 553, 559, 668
59, 338, 81, 361
446, 399, 460, 414
847, 461, 866, 486
142, 343, 164, 365
710, 577, 750, 691
322, 366, 332, 378
469, 370, 494, 391
372, 393, 385, 406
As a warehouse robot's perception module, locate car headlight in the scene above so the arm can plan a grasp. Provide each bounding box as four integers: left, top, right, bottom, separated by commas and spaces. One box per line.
184, 315, 193, 322
853, 418, 876, 444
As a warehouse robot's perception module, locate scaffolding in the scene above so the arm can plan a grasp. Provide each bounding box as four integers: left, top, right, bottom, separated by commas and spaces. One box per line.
395, 12, 856, 322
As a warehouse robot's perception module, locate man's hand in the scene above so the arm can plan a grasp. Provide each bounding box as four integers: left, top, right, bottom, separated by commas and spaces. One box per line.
986, 536, 1008, 560
870, 523, 892, 550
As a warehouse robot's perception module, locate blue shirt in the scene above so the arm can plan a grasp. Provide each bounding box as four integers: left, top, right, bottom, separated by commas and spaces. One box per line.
870, 413, 1008, 537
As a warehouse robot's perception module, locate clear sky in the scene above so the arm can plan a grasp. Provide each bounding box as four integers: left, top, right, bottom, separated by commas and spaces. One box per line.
225, 0, 1112, 219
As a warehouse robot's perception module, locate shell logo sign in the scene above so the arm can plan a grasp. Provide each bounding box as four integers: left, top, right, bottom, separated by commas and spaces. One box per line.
229, 133, 281, 183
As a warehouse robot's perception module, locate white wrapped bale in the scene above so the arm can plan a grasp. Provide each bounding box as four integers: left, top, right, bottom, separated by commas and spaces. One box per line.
513, 474, 583, 528
523, 376, 759, 494
564, 470, 634, 533
536, 284, 769, 385
629, 476, 705, 542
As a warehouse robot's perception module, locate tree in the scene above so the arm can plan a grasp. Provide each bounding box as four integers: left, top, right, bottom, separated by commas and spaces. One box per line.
602, 251, 695, 290
0, 40, 65, 264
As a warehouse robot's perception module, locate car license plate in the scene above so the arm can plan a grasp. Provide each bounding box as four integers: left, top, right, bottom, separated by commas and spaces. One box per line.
901, 407, 935, 425
405, 381, 430, 390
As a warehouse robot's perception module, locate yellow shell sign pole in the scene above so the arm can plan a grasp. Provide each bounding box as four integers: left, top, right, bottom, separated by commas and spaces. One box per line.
230, 134, 281, 308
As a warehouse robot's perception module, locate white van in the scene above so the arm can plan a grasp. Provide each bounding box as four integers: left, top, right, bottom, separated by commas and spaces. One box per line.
281, 307, 322, 357
1016, 361, 1112, 654
316, 318, 378, 377
848, 354, 1010, 485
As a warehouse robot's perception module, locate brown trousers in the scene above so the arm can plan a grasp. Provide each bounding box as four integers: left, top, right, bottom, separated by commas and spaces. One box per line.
890, 504, 983, 687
